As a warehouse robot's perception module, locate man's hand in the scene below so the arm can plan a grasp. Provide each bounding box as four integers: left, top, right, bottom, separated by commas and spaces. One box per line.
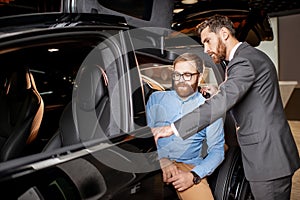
200, 84, 218, 98
151, 125, 174, 142
159, 158, 179, 183
168, 170, 195, 191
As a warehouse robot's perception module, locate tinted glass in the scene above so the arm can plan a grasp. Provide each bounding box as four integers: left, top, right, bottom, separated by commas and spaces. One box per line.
138, 51, 219, 91
99, 0, 153, 20
0, 32, 119, 158
0, 0, 61, 17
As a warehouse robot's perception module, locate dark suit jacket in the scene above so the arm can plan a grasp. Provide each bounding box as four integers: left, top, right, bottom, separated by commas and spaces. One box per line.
174, 42, 300, 181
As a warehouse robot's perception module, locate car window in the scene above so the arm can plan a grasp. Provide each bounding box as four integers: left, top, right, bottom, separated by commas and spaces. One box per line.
140, 64, 173, 89
138, 51, 220, 91
0, 0, 62, 17
99, 0, 153, 21
0, 29, 130, 161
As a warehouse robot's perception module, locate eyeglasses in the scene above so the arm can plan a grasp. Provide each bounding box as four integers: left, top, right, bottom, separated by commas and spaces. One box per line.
172, 72, 199, 81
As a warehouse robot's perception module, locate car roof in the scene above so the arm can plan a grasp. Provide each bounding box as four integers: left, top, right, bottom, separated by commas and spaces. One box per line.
67, 0, 174, 28
0, 12, 129, 40
1, 0, 274, 47
0, 0, 174, 29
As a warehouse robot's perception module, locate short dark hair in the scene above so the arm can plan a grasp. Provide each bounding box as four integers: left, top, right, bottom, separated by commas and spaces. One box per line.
173, 52, 204, 73
196, 14, 236, 37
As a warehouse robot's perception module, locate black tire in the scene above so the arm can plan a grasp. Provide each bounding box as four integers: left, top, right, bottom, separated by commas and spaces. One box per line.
208, 146, 254, 200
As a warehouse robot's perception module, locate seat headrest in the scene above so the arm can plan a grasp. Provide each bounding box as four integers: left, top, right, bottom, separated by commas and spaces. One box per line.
75, 65, 108, 111
0, 73, 8, 95
6, 68, 32, 97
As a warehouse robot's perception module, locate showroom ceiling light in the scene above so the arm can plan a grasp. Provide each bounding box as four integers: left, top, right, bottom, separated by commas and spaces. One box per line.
181, 0, 198, 5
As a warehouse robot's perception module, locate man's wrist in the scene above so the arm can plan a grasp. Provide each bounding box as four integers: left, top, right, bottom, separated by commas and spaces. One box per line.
159, 158, 173, 168
190, 171, 201, 184
171, 123, 180, 137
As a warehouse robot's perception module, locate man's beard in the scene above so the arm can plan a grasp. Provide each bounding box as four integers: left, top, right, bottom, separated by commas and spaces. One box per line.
212, 38, 226, 64
174, 82, 198, 99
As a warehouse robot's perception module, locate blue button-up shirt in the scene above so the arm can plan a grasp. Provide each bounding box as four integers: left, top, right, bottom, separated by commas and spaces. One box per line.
146, 90, 224, 178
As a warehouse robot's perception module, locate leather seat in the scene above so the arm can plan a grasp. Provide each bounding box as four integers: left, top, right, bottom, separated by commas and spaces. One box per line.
0, 68, 44, 161
43, 65, 112, 151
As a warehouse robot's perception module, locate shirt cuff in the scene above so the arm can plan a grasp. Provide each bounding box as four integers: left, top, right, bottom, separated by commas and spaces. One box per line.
171, 123, 180, 137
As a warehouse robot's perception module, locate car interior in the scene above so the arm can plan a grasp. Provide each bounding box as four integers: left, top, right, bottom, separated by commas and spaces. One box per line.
0, 67, 44, 162
43, 63, 114, 151
0, 33, 165, 199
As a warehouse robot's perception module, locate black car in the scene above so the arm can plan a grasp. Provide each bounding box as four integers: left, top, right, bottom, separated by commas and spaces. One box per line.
0, 0, 273, 199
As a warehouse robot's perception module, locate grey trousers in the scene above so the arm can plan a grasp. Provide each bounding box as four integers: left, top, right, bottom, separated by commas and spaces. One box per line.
249, 174, 293, 200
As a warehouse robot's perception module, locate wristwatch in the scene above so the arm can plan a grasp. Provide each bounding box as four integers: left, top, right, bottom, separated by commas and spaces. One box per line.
190, 171, 201, 184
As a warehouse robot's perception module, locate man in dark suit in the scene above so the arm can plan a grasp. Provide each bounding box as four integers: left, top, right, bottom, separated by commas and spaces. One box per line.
152, 15, 300, 200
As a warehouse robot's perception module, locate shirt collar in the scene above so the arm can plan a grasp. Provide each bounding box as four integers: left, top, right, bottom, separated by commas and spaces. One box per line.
229, 42, 242, 61
173, 90, 200, 102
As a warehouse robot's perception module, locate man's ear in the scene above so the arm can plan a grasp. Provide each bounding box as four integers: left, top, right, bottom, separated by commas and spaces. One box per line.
220, 27, 229, 41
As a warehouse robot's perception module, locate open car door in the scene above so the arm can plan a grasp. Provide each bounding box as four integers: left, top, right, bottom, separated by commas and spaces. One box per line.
63, 0, 174, 28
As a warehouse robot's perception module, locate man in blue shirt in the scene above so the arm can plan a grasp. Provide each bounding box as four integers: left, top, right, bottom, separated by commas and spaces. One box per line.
146, 53, 224, 200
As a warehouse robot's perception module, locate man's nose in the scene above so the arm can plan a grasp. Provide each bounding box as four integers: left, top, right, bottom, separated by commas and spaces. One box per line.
203, 45, 209, 54
179, 75, 185, 82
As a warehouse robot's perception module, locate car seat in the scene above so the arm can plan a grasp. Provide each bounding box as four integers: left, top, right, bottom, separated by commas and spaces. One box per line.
43, 64, 114, 151
0, 68, 44, 161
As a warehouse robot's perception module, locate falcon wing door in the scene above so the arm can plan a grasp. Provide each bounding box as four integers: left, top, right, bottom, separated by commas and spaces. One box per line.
63, 0, 174, 28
